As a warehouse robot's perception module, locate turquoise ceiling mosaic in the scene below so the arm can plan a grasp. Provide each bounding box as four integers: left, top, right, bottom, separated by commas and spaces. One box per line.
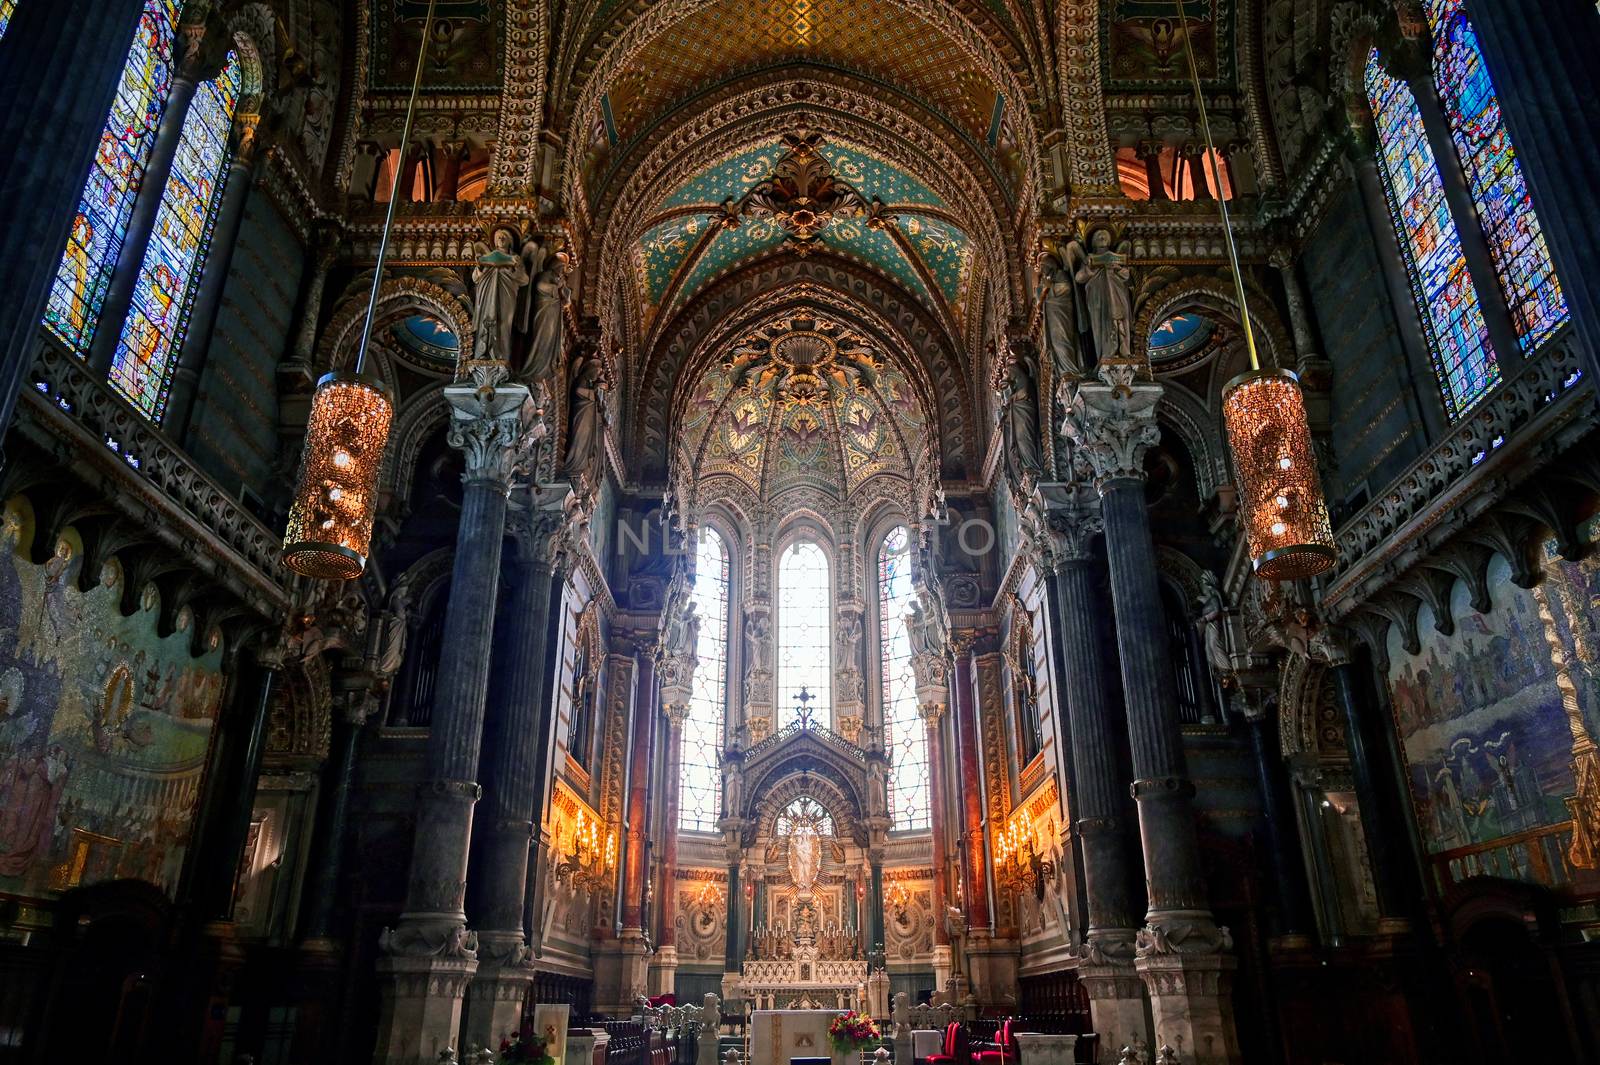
637, 136, 971, 323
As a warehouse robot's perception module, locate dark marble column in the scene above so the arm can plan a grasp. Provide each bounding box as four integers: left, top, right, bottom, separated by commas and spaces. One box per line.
1065, 369, 1239, 1064
0, 0, 147, 442
464, 495, 570, 1047
951, 643, 991, 933
1470, 0, 1600, 384
299, 704, 364, 943
375, 381, 533, 1059
86, 20, 218, 374
868, 852, 887, 959
1330, 660, 1412, 924
165, 114, 264, 444
1246, 708, 1314, 940
724, 860, 742, 972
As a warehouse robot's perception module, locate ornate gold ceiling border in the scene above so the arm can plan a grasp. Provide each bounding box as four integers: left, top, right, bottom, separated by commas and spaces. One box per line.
633, 257, 975, 482
1054, 0, 1117, 197
555, 0, 1044, 223
486, 0, 550, 196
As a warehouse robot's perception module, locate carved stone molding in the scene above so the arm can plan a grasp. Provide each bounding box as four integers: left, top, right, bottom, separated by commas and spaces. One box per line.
1062, 366, 1163, 488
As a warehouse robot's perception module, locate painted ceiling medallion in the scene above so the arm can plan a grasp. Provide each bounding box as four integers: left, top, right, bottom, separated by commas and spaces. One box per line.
718, 132, 897, 254
725, 315, 880, 409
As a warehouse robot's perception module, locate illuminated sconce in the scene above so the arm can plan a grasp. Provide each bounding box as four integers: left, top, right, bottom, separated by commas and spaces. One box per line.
1221, 369, 1336, 581
282, 373, 393, 579
993, 814, 1055, 902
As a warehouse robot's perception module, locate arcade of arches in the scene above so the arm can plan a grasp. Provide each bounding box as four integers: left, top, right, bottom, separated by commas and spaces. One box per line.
0, 0, 1598, 1063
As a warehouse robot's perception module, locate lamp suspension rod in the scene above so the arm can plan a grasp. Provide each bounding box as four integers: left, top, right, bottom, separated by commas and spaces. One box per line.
351, 0, 438, 376
1176, 0, 1261, 373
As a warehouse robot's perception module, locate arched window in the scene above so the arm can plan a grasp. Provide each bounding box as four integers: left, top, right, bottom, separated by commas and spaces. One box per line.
44, 0, 181, 354
1364, 49, 1499, 418
776, 539, 830, 730
0, 2, 17, 40
877, 526, 929, 831
680, 527, 729, 832
1425, 0, 1567, 352
569, 628, 596, 769
110, 49, 243, 419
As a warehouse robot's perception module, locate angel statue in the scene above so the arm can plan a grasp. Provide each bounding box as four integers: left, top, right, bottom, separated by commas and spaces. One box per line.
523, 249, 573, 384
1037, 245, 1088, 380
470, 226, 536, 364
1067, 227, 1134, 365
562, 351, 609, 484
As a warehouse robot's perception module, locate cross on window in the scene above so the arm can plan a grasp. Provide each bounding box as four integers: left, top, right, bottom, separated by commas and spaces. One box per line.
794, 686, 816, 729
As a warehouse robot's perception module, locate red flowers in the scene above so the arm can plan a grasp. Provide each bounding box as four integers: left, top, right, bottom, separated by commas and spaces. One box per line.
828, 1011, 881, 1053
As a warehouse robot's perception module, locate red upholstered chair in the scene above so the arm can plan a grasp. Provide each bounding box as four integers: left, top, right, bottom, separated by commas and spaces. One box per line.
923, 1023, 968, 1065
974, 1020, 1016, 1065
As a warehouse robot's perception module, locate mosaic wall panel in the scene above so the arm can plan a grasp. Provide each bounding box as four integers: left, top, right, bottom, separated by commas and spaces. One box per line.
1386, 541, 1600, 898
0, 513, 225, 903
368, 0, 503, 92
1104, 0, 1237, 90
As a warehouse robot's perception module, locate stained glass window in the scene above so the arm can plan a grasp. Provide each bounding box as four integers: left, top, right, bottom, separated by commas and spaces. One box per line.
111, 50, 241, 420
776, 540, 831, 730
1365, 48, 1500, 419
0, 1, 17, 41
43, 0, 180, 354
680, 527, 729, 832
878, 526, 929, 832
1426, 0, 1568, 351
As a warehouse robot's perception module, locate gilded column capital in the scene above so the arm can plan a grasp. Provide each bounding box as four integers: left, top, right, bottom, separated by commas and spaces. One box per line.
917, 701, 947, 726
1061, 363, 1162, 488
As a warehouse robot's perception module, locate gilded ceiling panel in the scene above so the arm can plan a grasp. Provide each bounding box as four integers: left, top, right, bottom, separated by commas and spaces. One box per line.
1103, 0, 1237, 90
368, 0, 505, 92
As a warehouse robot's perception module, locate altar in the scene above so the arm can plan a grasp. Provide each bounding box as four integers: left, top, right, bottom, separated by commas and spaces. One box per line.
749, 1010, 858, 1065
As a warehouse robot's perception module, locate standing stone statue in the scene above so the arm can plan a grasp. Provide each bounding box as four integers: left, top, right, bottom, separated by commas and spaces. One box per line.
1068, 228, 1134, 364
561, 352, 607, 483
470, 226, 533, 363
1038, 247, 1087, 379
998, 354, 1042, 483
523, 250, 572, 383
743, 611, 771, 673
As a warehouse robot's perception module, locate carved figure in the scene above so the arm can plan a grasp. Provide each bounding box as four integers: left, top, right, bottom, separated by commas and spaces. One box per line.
470, 227, 533, 363
562, 353, 607, 483
835, 611, 863, 675
1195, 571, 1232, 676
998, 355, 1042, 482
1038, 249, 1087, 380
744, 611, 771, 673
1068, 228, 1134, 364
524, 252, 572, 382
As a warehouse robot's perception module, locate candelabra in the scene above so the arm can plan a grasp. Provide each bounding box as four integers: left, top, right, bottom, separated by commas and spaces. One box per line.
555, 807, 617, 893
993, 816, 1055, 902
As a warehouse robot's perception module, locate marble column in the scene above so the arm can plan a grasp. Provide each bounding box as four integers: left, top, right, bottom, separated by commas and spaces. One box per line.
950, 643, 991, 934
0, 0, 147, 440
1470, 0, 1600, 385
87, 20, 219, 373
376, 380, 534, 1063
921, 705, 953, 985
650, 703, 690, 997
165, 114, 264, 444
300, 702, 367, 945
1244, 704, 1314, 942
598, 639, 658, 1010
1064, 366, 1239, 1064
1033, 482, 1150, 1050
724, 860, 742, 972
464, 491, 571, 1050
1330, 660, 1412, 928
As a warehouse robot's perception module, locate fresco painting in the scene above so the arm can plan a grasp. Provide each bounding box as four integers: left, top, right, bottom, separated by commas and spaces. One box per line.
0, 502, 225, 902
1387, 544, 1600, 896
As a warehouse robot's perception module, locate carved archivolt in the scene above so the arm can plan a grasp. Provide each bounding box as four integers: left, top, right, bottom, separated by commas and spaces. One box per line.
318, 277, 474, 378
1132, 274, 1295, 375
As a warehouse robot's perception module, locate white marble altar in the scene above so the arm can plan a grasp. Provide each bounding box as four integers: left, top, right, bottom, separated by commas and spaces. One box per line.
750, 1010, 854, 1065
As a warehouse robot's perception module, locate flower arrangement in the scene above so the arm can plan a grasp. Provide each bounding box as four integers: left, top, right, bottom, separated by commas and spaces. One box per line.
828, 1011, 881, 1055
500, 1024, 557, 1065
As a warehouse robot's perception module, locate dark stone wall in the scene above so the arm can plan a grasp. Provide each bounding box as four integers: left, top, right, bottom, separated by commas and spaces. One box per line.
186, 193, 305, 510
1301, 178, 1431, 514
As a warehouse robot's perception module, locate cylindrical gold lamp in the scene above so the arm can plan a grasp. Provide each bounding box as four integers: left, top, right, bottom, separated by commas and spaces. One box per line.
282, 372, 394, 580
1221, 368, 1336, 581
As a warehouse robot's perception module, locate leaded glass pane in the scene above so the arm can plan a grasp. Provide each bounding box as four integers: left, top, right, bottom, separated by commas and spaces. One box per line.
43, 0, 180, 353
681, 528, 729, 832
1426, 0, 1568, 351
879, 526, 929, 831
1365, 48, 1499, 419
0, 1, 17, 41
776, 540, 830, 730
110, 50, 241, 420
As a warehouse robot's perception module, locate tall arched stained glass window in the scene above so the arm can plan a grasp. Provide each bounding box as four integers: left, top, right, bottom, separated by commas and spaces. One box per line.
681, 527, 729, 832
1365, 48, 1499, 419
776, 540, 830, 731
878, 526, 929, 831
43, 0, 180, 354
1426, 0, 1568, 351
111, 50, 241, 420
0, 1, 18, 41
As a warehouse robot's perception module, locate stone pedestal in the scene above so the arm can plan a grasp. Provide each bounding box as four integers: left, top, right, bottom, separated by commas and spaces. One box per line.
649, 944, 679, 998
373, 954, 477, 1064
867, 968, 890, 1018
1135, 951, 1240, 1065
1077, 954, 1150, 1062
593, 931, 652, 1015
464, 957, 536, 1053
569, 1029, 611, 1065
931, 945, 953, 994
962, 931, 1019, 1008
1013, 1034, 1079, 1065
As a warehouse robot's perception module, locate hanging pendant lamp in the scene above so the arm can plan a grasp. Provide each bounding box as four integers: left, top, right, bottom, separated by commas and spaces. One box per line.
1177, 0, 1335, 581
282, 1, 437, 579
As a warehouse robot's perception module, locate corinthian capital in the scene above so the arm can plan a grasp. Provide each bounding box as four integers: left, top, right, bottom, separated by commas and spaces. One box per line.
445, 381, 538, 486
1061, 363, 1162, 488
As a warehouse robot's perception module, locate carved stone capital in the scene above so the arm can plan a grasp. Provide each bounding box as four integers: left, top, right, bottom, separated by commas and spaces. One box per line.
445, 382, 538, 486
1062, 366, 1162, 488
917, 700, 947, 726
1028, 481, 1103, 568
